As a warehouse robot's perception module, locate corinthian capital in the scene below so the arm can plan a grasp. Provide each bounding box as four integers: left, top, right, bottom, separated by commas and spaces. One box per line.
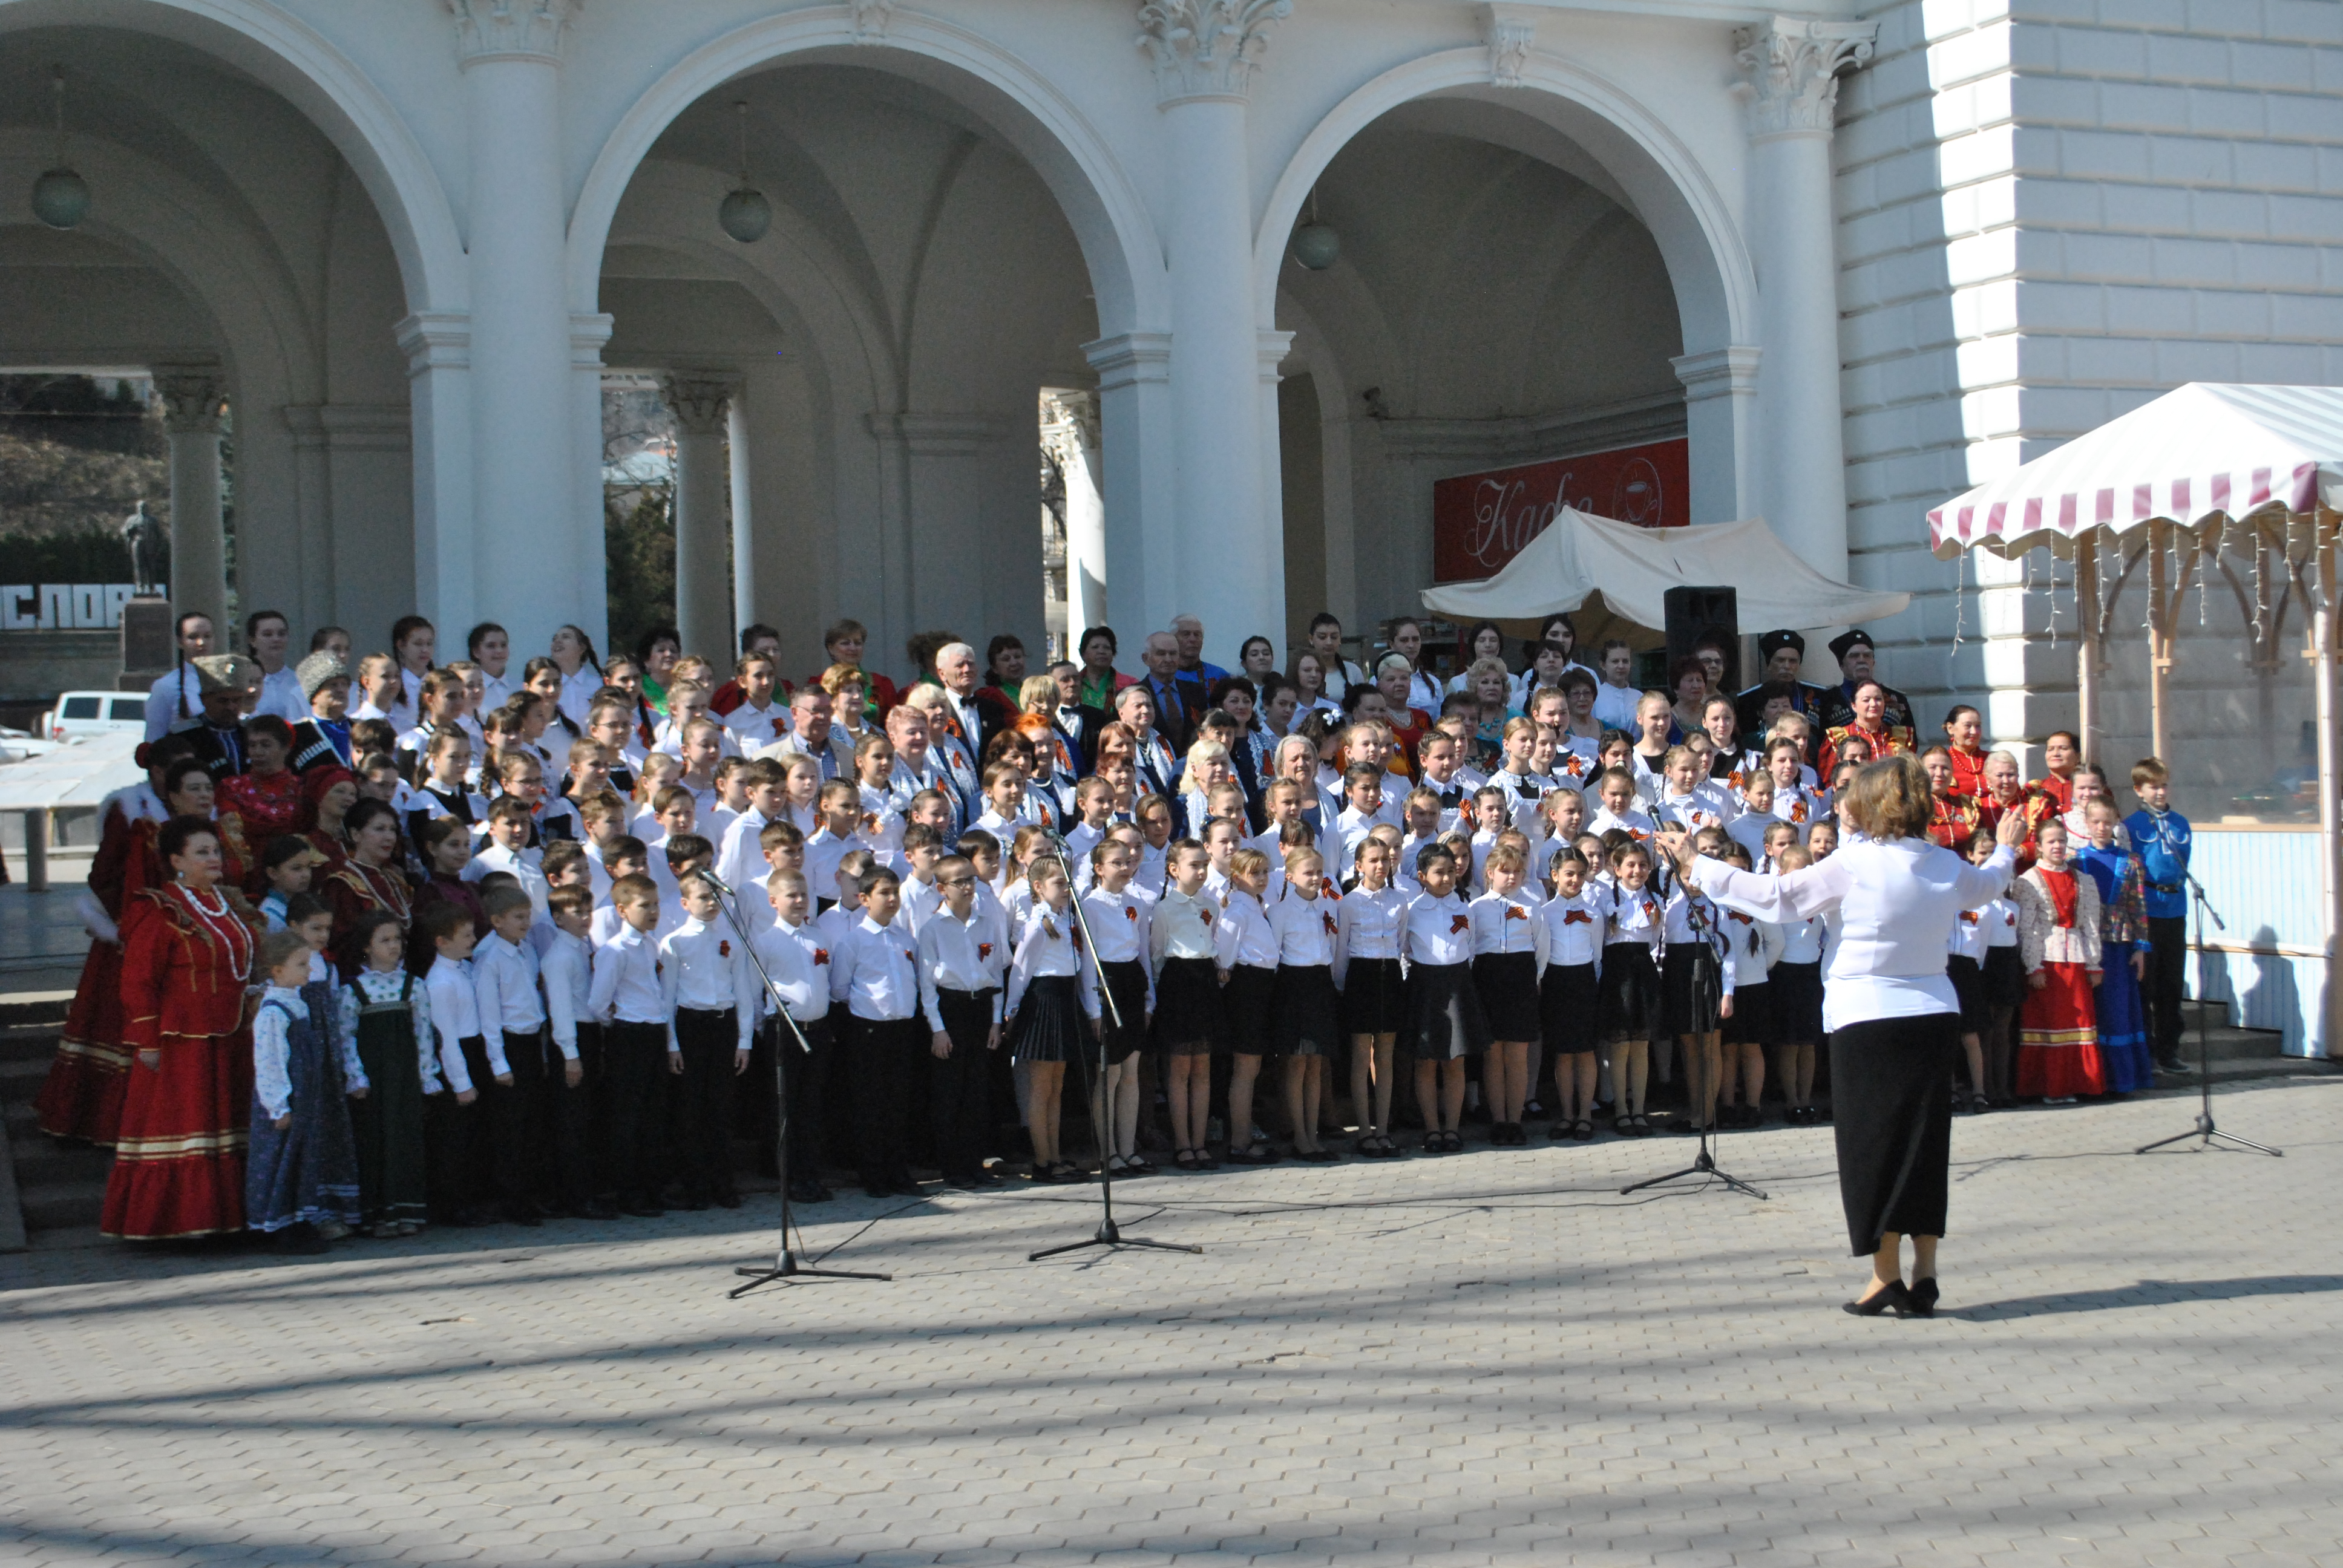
152, 365, 226, 434
660, 374, 735, 435
1732, 16, 1876, 137
447, 0, 578, 65
1136, 0, 1291, 105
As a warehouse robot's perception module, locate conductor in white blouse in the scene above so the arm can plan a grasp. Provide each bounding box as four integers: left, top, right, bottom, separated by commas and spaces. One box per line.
1659, 754, 2025, 1319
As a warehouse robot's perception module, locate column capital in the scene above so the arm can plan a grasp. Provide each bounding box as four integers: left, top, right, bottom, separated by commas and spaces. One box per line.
1732, 16, 1875, 138
1671, 345, 1763, 401
661, 373, 737, 436
446, 0, 577, 66
1041, 390, 1101, 458
1136, 0, 1291, 105
152, 365, 226, 434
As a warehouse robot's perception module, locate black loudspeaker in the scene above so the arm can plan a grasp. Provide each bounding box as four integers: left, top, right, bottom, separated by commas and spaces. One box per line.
1663, 586, 1739, 694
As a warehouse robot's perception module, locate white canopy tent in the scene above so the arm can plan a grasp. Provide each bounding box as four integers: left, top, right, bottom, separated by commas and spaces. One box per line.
1928, 381, 2342, 1056
1418, 509, 1912, 630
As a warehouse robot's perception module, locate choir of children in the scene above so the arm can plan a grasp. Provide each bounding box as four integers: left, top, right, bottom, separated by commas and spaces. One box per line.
50, 615, 2193, 1247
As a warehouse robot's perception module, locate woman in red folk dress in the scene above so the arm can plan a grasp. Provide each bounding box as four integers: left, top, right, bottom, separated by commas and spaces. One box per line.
1921, 746, 1982, 851
37, 753, 214, 1146
301, 765, 359, 879
101, 815, 262, 1241
321, 797, 415, 976
215, 716, 306, 893
2013, 819, 2105, 1103
1941, 705, 1991, 800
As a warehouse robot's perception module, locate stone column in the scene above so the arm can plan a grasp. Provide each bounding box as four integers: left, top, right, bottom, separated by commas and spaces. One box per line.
1671, 346, 1763, 524
727, 394, 757, 640
1042, 391, 1106, 641
1734, 16, 1874, 579
1083, 332, 1175, 643
1138, 0, 1289, 668
450, 0, 584, 653
153, 365, 228, 635
661, 374, 736, 659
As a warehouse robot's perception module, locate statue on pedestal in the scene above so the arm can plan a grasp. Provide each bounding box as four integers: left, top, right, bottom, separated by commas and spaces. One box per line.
121, 500, 165, 596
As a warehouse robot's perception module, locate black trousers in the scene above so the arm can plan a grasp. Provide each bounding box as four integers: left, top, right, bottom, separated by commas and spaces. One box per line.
758, 1013, 833, 1184
929, 989, 998, 1181
425, 1039, 488, 1220
542, 1024, 597, 1210
602, 1020, 671, 1205
2145, 914, 2187, 1062
672, 1006, 741, 1199
852, 1014, 924, 1188
497, 1028, 552, 1209
451, 1036, 502, 1206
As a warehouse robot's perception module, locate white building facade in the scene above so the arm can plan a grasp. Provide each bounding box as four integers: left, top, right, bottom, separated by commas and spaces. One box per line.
3, 0, 2338, 770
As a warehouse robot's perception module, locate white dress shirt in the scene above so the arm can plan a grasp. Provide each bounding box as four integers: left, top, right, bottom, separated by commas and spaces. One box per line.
461, 842, 550, 924
1469, 888, 1539, 955
1149, 887, 1222, 968
829, 912, 920, 1022
658, 916, 758, 1050
471, 931, 548, 1045
254, 664, 308, 724
722, 701, 790, 752
423, 954, 484, 1092
749, 915, 832, 1025
1402, 891, 1475, 966
1332, 883, 1406, 987
588, 923, 667, 1025
1266, 886, 1339, 967
1004, 901, 1083, 1018
1604, 883, 1666, 956
540, 928, 592, 1061
917, 905, 1009, 1031
1214, 888, 1279, 972
1535, 889, 1607, 972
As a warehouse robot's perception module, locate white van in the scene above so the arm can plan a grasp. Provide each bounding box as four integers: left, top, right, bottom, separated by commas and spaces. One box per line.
39, 690, 149, 740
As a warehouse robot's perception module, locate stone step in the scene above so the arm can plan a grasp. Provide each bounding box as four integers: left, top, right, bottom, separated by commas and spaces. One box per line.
18, 1176, 106, 1234
0, 990, 72, 1028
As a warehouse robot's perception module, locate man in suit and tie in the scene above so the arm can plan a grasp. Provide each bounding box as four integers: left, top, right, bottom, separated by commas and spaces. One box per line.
1138, 632, 1201, 754
932, 642, 995, 763
1113, 682, 1182, 801
1049, 660, 1107, 773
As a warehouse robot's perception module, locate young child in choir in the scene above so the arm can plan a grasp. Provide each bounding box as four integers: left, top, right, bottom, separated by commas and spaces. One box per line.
465, 796, 550, 918
1973, 830, 2024, 1108
2015, 818, 2105, 1103
1335, 837, 1409, 1159
917, 852, 1009, 1189
1535, 849, 1604, 1140
805, 778, 869, 912
722, 651, 788, 752
587, 838, 652, 944
829, 864, 923, 1197
750, 867, 835, 1204
1265, 845, 1342, 1162
1765, 740, 1821, 828
1766, 844, 1829, 1125
658, 871, 756, 1209
416, 901, 492, 1227
255, 835, 315, 929
1712, 843, 1780, 1127
1132, 795, 1175, 894
247, 929, 366, 1251
1214, 846, 1280, 1166
631, 754, 683, 839
1402, 843, 1486, 1152
1588, 768, 1657, 846
1464, 788, 1512, 892
1945, 856, 1994, 1114
1152, 840, 1230, 1170
1597, 840, 1664, 1135
1201, 816, 1241, 898
1004, 854, 1084, 1181
540, 884, 609, 1218
1079, 839, 1156, 1176
588, 873, 674, 1216
1665, 827, 1737, 1134
473, 884, 550, 1224
339, 910, 433, 1236
1469, 843, 1542, 1144
1332, 764, 1388, 883
1806, 818, 1839, 861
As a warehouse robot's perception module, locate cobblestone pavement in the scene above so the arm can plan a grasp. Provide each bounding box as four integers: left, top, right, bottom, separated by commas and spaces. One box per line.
4, 1079, 2339, 1567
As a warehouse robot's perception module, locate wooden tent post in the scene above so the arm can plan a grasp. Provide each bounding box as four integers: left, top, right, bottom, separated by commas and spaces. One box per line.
2316, 526, 2341, 1060
2075, 534, 2102, 763
2147, 518, 2171, 761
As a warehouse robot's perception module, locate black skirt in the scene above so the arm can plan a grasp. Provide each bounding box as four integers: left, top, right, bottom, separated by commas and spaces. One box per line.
1660, 944, 1725, 1037
1982, 944, 2027, 1010
1829, 1013, 1959, 1255
1724, 977, 1773, 1047
1946, 953, 1989, 1034
1225, 965, 1276, 1056
1008, 973, 1083, 1065
1598, 944, 1660, 1042
1272, 962, 1343, 1057
1154, 955, 1225, 1054
1340, 956, 1408, 1035
1473, 951, 1539, 1040
1096, 958, 1150, 1061
1406, 961, 1490, 1061
1770, 958, 1824, 1044
1538, 962, 1600, 1053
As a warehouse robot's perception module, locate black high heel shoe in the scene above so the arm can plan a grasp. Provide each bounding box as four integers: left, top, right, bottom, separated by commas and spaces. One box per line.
1843, 1279, 1911, 1318
1907, 1277, 1939, 1317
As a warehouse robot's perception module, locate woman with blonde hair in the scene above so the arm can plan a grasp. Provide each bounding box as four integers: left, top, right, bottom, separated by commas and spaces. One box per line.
1659, 753, 2025, 1319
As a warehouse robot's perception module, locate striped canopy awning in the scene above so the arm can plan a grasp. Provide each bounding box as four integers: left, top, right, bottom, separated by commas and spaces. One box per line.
1927, 382, 2343, 559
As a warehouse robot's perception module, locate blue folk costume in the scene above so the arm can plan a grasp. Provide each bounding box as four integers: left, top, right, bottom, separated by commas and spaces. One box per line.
2074, 840, 2153, 1093
246, 979, 365, 1233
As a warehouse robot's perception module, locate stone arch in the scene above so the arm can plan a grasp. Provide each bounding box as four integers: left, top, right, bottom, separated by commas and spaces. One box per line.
1255, 48, 1754, 359
0, 0, 465, 312
568, 6, 1162, 336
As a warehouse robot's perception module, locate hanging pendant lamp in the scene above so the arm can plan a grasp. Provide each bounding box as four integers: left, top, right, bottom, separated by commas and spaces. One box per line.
718, 99, 771, 243
31, 67, 92, 230
1291, 188, 1337, 270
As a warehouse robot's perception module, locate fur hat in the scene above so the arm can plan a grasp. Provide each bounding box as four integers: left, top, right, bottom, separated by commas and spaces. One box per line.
191, 653, 260, 696
296, 650, 347, 701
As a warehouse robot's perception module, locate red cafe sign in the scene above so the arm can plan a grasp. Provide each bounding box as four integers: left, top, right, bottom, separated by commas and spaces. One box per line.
1431, 437, 1689, 583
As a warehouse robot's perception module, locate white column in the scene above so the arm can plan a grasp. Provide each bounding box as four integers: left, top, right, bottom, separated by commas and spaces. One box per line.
1139, 1, 1289, 670
661, 373, 736, 660
1044, 391, 1107, 639
1671, 346, 1763, 524
153, 365, 228, 635
727, 393, 757, 638
1083, 332, 1176, 644
1734, 18, 1874, 580
571, 312, 614, 648
451, 0, 583, 655
398, 312, 474, 634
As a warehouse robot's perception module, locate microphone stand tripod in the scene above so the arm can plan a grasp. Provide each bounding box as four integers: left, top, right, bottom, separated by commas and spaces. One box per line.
1027, 832, 1201, 1263
2135, 869, 2282, 1158
700, 873, 891, 1296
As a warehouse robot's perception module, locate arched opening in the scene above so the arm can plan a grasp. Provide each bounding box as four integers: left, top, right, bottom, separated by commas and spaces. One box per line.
572, 18, 1156, 679
1261, 57, 1756, 671
0, 15, 439, 656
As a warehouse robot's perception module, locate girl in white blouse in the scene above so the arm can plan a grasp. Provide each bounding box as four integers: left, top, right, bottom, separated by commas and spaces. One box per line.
1469, 844, 1542, 1145
1334, 838, 1408, 1158
1265, 848, 1342, 1163
1214, 847, 1281, 1167
1403, 845, 1487, 1154
1004, 856, 1083, 1182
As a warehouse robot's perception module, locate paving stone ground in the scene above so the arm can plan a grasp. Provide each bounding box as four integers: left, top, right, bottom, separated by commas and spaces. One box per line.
3, 1078, 2339, 1567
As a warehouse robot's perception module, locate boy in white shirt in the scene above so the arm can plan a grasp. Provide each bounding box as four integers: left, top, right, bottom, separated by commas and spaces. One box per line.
805, 777, 868, 913
716, 757, 791, 902
416, 902, 493, 1227
750, 867, 835, 1205
588, 872, 672, 1216
463, 796, 551, 927
471, 885, 552, 1225
539, 884, 612, 1219
917, 853, 1009, 1189
719, 652, 789, 752
659, 871, 759, 1209
827, 865, 923, 1197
